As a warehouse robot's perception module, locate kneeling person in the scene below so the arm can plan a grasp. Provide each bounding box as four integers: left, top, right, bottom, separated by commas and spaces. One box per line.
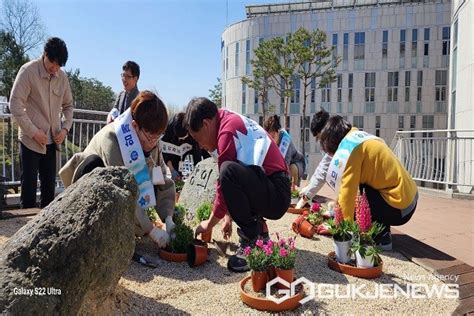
184, 97, 291, 272
59, 91, 175, 249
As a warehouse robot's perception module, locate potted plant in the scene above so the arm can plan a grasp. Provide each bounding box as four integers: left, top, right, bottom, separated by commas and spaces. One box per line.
292, 211, 316, 238
174, 203, 187, 226
271, 236, 297, 288
195, 201, 213, 242
350, 191, 384, 268
244, 239, 273, 292
327, 203, 354, 263
159, 223, 194, 262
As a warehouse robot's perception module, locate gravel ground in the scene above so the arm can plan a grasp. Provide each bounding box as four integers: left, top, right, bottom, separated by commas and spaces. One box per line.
0, 213, 459, 315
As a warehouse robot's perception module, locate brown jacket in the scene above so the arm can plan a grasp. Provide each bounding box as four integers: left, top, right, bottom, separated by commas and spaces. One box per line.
10, 58, 73, 154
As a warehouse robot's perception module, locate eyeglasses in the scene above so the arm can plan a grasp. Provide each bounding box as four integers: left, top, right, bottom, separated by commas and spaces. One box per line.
121, 73, 135, 80
138, 127, 161, 143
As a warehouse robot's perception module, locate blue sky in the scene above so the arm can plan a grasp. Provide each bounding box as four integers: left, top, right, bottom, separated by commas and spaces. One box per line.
32, 0, 282, 109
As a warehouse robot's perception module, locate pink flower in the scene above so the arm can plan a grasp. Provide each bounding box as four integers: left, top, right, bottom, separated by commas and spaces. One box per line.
334, 203, 344, 225
244, 246, 252, 256
356, 191, 372, 233
279, 247, 288, 257
279, 238, 286, 247
263, 245, 273, 256
288, 237, 295, 250
255, 239, 264, 248
266, 240, 274, 248
311, 202, 321, 212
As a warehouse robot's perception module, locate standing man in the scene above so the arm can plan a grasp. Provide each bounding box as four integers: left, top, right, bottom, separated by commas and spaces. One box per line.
107, 61, 140, 123
185, 97, 291, 272
10, 37, 73, 209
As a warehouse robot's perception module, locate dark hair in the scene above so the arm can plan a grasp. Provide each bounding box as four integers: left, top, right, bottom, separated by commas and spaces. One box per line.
172, 112, 188, 138
131, 90, 168, 134
123, 61, 140, 78
319, 115, 352, 155
184, 97, 218, 132
44, 37, 68, 67
263, 115, 281, 133
310, 108, 330, 137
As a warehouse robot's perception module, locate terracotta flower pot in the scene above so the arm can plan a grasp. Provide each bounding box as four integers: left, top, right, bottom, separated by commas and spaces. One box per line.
267, 266, 277, 281
159, 248, 187, 262
275, 268, 295, 289
187, 240, 208, 267
251, 270, 269, 292
327, 251, 383, 279
292, 215, 316, 238
240, 276, 303, 312
200, 230, 212, 243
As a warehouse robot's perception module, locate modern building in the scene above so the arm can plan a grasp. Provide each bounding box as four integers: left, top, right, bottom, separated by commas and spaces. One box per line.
448, 0, 473, 193
221, 0, 451, 174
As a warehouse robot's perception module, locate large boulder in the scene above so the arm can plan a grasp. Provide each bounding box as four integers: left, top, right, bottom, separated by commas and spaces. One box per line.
178, 157, 219, 216
0, 167, 138, 315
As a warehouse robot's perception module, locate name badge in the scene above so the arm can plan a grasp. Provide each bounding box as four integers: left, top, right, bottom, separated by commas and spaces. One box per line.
152, 166, 165, 185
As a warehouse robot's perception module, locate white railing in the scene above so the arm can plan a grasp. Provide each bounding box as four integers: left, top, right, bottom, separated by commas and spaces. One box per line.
0, 109, 108, 191
391, 129, 474, 194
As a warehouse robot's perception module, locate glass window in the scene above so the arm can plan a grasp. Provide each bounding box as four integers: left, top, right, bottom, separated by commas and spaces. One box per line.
355, 32, 365, 60
411, 29, 418, 57
442, 27, 450, 56
382, 30, 388, 58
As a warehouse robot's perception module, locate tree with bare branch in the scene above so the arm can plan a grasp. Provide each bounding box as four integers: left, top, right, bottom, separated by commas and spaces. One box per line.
0, 0, 46, 56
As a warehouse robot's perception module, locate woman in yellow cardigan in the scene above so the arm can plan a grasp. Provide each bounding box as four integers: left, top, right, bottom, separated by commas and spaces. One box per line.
319, 115, 418, 250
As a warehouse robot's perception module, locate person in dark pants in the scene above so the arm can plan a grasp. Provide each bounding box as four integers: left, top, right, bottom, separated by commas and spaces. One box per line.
319, 115, 418, 250
10, 37, 73, 208
184, 97, 290, 272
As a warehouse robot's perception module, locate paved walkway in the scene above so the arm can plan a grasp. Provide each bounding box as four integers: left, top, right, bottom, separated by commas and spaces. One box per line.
315, 185, 474, 266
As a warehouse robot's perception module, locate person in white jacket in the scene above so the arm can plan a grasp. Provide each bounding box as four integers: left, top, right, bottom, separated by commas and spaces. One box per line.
297, 109, 331, 208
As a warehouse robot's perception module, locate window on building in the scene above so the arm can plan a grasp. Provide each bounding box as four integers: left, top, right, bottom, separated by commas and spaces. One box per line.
400, 29, 406, 59
424, 28, 430, 56
388, 72, 399, 102
348, 73, 353, 103
382, 30, 388, 58
337, 74, 342, 102
410, 115, 416, 128
245, 40, 251, 75
291, 75, 300, 104
442, 27, 450, 56
235, 42, 240, 76
422, 115, 434, 129
322, 83, 331, 103
405, 71, 411, 102
225, 46, 229, 79
417, 70, 423, 102
343, 33, 349, 63
435, 70, 447, 111
376, 115, 381, 128
365, 72, 376, 103
355, 32, 365, 61
311, 77, 316, 103
332, 34, 338, 67
399, 115, 404, 129
412, 29, 418, 57
353, 116, 364, 129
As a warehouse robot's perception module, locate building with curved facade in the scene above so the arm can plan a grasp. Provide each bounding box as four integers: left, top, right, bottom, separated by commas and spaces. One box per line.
222, 0, 451, 174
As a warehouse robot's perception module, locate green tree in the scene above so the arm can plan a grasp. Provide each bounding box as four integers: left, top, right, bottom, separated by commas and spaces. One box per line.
250, 36, 297, 130
0, 31, 29, 99
290, 27, 338, 158
208, 77, 222, 108
66, 69, 115, 112
242, 40, 274, 123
